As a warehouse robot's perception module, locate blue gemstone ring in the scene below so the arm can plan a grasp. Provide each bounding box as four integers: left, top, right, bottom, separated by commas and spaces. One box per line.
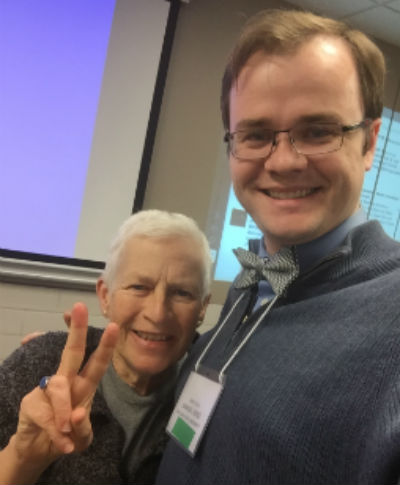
39, 375, 52, 390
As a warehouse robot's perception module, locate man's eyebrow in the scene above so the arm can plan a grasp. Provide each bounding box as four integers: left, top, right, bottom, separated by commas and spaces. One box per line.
296, 113, 342, 123
234, 118, 272, 131
233, 113, 342, 131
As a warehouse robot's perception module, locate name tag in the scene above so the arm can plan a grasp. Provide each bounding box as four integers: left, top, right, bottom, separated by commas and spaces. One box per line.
166, 368, 224, 456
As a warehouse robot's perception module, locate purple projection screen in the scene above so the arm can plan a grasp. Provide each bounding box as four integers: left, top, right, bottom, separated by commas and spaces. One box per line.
0, 0, 172, 270
1, 0, 115, 257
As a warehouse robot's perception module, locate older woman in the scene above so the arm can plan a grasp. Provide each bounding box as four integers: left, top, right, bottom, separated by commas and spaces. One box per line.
0, 209, 211, 484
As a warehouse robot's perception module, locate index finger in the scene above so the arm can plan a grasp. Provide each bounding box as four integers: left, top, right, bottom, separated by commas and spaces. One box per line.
57, 302, 88, 377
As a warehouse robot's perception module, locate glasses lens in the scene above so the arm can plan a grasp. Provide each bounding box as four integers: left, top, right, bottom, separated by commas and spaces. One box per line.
233, 129, 274, 159
292, 122, 342, 155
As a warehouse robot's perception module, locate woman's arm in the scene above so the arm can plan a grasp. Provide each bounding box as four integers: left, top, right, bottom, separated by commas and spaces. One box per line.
0, 433, 54, 485
0, 303, 119, 485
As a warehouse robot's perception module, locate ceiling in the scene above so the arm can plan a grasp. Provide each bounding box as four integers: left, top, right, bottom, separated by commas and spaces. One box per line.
286, 0, 400, 48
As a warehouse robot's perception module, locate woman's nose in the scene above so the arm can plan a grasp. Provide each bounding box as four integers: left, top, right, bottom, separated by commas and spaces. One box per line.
144, 291, 170, 324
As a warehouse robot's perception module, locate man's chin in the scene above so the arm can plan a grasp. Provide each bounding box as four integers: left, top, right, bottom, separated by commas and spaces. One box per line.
263, 226, 322, 251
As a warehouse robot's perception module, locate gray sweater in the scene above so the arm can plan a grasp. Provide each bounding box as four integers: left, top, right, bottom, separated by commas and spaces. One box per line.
0, 327, 172, 484
157, 221, 400, 485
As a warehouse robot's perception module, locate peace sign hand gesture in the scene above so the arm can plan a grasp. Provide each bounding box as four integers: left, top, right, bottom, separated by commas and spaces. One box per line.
1, 302, 119, 484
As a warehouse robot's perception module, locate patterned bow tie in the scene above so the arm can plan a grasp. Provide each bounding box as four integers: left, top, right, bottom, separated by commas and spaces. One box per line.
233, 246, 299, 296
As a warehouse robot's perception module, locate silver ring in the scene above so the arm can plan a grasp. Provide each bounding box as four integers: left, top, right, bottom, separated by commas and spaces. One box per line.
39, 375, 52, 390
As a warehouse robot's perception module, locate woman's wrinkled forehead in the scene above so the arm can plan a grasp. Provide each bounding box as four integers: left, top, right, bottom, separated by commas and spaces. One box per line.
112, 234, 206, 291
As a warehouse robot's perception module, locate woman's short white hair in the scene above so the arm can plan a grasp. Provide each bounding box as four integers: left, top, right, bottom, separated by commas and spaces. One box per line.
102, 209, 212, 298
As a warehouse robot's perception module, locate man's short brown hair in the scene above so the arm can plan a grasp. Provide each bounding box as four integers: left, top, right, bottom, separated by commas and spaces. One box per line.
221, 8, 386, 130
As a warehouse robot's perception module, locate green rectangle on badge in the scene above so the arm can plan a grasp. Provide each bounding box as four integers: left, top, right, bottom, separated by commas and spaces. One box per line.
171, 417, 195, 448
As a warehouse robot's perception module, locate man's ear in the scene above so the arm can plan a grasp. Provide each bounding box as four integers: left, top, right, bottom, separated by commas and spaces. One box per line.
96, 278, 110, 317
363, 118, 381, 171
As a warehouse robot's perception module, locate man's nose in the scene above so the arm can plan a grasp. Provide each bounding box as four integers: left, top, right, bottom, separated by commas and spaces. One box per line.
264, 131, 307, 171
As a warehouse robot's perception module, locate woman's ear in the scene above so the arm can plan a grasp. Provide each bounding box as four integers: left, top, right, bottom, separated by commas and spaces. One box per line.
96, 278, 110, 317
197, 294, 211, 327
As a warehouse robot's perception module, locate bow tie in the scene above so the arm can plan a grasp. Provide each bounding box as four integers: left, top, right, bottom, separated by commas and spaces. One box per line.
233, 246, 299, 296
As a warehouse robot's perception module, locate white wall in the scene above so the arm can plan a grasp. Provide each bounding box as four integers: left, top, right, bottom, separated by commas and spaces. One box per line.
0, 281, 102, 362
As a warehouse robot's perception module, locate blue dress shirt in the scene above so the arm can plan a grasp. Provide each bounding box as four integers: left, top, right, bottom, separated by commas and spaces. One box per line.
254, 209, 367, 310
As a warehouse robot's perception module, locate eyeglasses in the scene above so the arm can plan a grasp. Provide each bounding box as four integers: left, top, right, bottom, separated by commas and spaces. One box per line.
224, 119, 372, 160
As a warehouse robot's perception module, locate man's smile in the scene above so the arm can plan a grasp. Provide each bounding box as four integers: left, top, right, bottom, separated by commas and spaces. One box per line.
262, 188, 319, 199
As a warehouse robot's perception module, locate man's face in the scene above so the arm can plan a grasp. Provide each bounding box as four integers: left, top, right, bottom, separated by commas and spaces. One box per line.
97, 235, 208, 394
229, 36, 381, 254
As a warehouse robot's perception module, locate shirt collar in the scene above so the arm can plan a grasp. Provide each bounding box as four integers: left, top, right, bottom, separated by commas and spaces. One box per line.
258, 209, 367, 272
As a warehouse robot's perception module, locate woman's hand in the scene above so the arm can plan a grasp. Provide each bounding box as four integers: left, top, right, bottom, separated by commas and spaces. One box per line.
1, 302, 119, 483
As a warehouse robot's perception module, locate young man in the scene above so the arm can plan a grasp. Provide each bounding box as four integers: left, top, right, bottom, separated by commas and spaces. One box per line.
156, 9, 400, 485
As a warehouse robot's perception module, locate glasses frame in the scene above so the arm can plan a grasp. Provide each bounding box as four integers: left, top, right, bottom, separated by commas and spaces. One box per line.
224, 118, 372, 159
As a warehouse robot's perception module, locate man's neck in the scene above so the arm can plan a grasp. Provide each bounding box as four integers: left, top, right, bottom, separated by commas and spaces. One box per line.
261, 209, 367, 272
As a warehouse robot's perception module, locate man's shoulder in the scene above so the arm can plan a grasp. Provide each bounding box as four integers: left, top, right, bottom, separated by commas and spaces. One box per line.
349, 220, 400, 271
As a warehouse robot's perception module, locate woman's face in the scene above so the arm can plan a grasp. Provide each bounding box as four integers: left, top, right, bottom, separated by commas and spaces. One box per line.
97, 235, 209, 394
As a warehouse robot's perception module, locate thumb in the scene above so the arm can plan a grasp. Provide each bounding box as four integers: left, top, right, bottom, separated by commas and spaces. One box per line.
70, 407, 93, 452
